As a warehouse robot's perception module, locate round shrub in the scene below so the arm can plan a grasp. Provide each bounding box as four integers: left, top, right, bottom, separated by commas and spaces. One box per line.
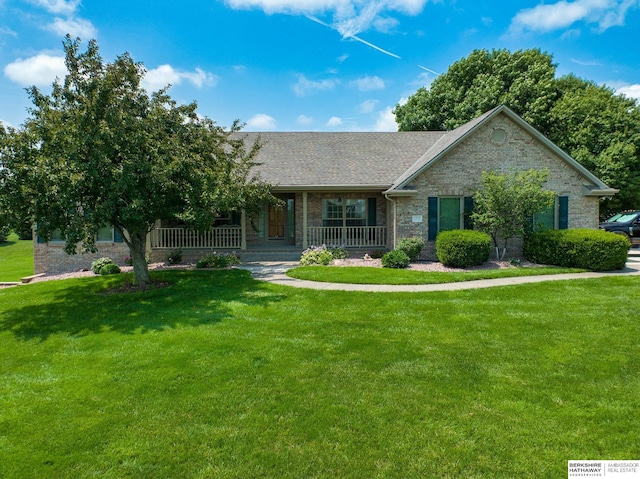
299, 245, 335, 266
396, 237, 425, 261
436, 230, 491, 268
524, 229, 628, 271
99, 263, 121, 275
381, 249, 410, 269
167, 248, 183, 265
0, 225, 11, 243
328, 246, 349, 260
196, 252, 241, 269
91, 257, 114, 275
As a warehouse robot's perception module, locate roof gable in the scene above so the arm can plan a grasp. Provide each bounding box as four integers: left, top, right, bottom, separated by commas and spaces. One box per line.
385, 105, 614, 194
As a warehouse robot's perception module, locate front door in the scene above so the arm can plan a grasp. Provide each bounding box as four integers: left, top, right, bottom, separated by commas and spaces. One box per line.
268, 204, 285, 239
268, 196, 295, 244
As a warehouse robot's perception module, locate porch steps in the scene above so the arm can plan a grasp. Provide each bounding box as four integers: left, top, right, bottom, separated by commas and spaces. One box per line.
240, 251, 302, 262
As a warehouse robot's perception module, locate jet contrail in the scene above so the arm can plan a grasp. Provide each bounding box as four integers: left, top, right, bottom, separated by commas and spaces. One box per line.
306, 14, 401, 60
418, 65, 440, 75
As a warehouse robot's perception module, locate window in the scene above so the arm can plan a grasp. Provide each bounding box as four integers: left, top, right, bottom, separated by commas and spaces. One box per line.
322, 199, 368, 227
97, 225, 114, 242
532, 205, 555, 232
531, 196, 569, 232
428, 196, 474, 241
439, 197, 462, 232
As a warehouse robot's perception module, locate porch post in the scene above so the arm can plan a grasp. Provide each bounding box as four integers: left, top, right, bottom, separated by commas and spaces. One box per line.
241, 211, 247, 250
302, 191, 308, 249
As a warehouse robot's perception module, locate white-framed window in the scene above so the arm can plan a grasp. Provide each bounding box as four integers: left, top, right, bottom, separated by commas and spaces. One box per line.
322, 199, 367, 227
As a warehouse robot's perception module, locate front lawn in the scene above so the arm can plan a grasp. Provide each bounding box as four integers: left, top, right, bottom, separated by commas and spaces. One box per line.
0, 232, 34, 282
288, 264, 587, 285
1, 270, 638, 478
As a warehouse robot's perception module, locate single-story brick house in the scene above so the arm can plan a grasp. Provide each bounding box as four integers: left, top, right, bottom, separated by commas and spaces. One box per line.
34, 105, 617, 273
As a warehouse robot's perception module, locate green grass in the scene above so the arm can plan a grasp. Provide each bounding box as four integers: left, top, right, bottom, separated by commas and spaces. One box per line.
1, 270, 639, 478
287, 264, 587, 285
0, 232, 34, 282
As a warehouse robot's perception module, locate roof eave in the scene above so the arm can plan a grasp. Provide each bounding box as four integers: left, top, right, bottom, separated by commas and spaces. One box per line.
272, 184, 391, 192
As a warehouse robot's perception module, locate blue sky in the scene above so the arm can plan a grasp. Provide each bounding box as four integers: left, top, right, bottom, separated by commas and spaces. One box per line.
1, 0, 639, 132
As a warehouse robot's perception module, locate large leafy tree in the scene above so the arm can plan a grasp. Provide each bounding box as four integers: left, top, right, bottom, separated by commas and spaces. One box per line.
471, 169, 555, 260
394, 48, 558, 134
395, 48, 640, 215
549, 76, 640, 214
2, 37, 275, 286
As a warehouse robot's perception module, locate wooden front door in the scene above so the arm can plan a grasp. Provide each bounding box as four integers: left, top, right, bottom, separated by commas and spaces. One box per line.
267, 196, 295, 244
268, 204, 285, 239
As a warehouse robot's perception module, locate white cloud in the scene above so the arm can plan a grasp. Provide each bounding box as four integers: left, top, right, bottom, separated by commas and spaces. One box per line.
373, 106, 397, 131
4, 53, 67, 87
46, 16, 97, 38
326, 116, 343, 127
142, 65, 217, 91
359, 99, 379, 113
350, 75, 385, 91
246, 113, 277, 129
30, 0, 80, 15
225, 0, 427, 36
0, 119, 15, 129
617, 84, 640, 100
293, 74, 338, 97
509, 0, 639, 34
297, 114, 313, 124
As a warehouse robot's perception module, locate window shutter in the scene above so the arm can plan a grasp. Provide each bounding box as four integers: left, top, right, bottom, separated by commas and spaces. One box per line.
114, 228, 124, 243
231, 212, 242, 226
428, 197, 438, 241
367, 198, 376, 226
463, 196, 474, 230
558, 196, 569, 229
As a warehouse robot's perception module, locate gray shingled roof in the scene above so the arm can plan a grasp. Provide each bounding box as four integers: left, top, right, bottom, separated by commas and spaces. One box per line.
239, 131, 445, 189
237, 105, 615, 194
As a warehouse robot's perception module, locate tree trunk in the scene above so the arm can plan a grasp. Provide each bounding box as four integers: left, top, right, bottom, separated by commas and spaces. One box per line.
129, 230, 151, 287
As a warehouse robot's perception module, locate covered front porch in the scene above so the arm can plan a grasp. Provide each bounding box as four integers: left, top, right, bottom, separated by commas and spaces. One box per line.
148, 190, 391, 256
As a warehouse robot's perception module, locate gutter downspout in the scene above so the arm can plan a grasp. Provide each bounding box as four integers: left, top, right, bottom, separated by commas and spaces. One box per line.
384, 194, 397, 250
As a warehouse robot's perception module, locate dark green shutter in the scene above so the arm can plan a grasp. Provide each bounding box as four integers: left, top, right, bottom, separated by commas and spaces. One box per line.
114, 228, 123, 243
428, 197, 438, 241
367, 198, 376, 226
463, 196, 474, 230
558, 196, 569, 230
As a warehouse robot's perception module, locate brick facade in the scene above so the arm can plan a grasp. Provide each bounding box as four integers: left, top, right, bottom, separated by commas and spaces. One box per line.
393, 115, 602, 259
34, 240, 130, 274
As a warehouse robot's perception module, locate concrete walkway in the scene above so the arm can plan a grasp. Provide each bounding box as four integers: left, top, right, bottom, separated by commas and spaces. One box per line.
237, 249, 640, 292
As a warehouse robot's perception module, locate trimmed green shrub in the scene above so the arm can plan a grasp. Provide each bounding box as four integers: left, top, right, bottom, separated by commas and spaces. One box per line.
91, 257, 115, 275
196, 252, 241, 269
328, 246, 349, 260
396, 237, 425, 261
167, 249, 183, 265
381, 249, 410, 269
299, 245, 335, 266
99, 263, 121, 275
436, 230, 491, 268
524, 229, 628, 271
0, 225, 10, 243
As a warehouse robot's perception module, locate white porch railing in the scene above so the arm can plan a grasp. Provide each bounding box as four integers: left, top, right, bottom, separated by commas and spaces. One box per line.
150, 227, 242, 249
306, 226, 387, 248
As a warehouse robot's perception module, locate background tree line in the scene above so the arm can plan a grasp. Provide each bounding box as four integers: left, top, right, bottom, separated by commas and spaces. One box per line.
394, 48, 640, 216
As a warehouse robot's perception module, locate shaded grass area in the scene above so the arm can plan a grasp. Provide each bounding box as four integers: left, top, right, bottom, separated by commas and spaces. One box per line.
1, 269, 638, 478
287, 264, 587, 285
0, 232, 34, 282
